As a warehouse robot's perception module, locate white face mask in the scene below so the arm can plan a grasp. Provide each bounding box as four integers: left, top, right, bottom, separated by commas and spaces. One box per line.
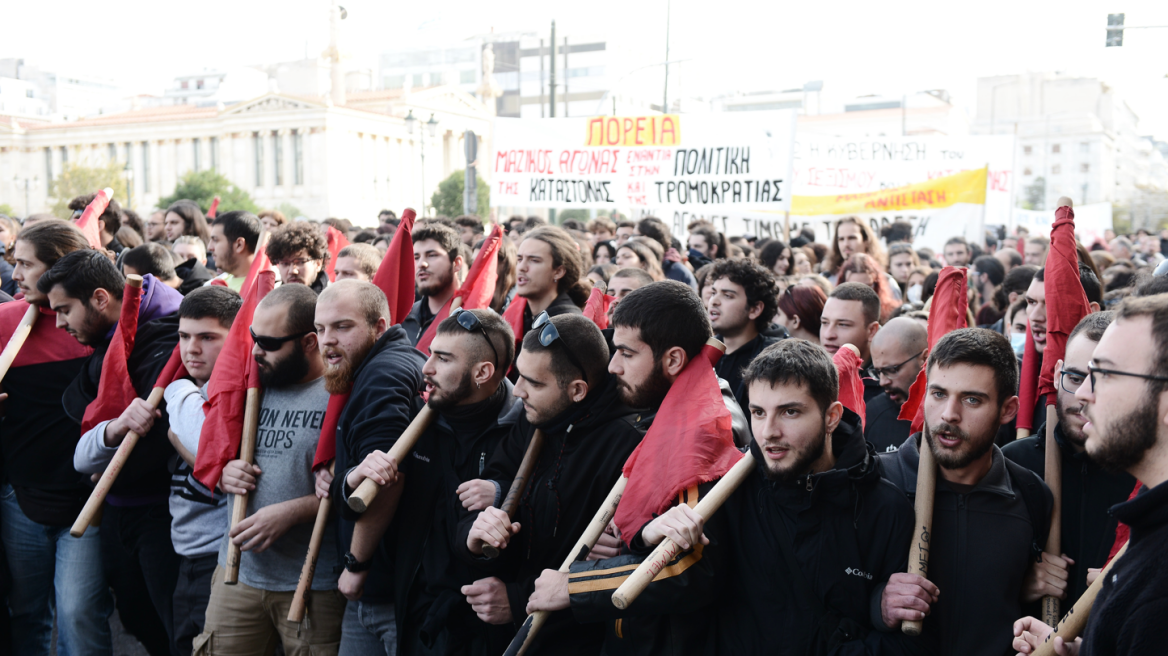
907, 284, 923, 304
1010, 331, 1026, 357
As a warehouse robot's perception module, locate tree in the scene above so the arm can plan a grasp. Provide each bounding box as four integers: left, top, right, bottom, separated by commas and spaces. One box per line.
157, 170, 259, 215
0, 203, 13, 217
430, 170, 490, 219
277, 202, 303, 221
1022, 177, 1046, 211
48, 162, 128, 219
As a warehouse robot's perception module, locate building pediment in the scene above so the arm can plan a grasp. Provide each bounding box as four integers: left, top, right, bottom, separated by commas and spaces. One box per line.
396, 86, 491, 119
221, 93, 327, 116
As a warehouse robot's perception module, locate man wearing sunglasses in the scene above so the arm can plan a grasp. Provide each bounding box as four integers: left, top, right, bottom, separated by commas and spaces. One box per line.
402, 222, 465, 346
458, 314, 642, 656
1003, 311, 1135, 609
866, 317, 928, 453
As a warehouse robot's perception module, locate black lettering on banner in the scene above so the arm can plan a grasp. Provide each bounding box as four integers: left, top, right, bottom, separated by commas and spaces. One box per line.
732, 181, 742, 202
772, 180, 783, 201
740, 147, 750, 173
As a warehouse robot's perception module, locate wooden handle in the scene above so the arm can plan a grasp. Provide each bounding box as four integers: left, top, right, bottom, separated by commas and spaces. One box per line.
288, 464, 334, 623
225, 386, 263, 585
501, 475, 629, 656
902, 436, 937, 636
483, 430, 546, 559
612, 452, 755, 610
348, 404, 437, 513
1041, 405, 1062, 626
1033, 542, 1128, 656
70, 385, 166, 537
0, 304, 38, 385
1016, 428, 1031, 440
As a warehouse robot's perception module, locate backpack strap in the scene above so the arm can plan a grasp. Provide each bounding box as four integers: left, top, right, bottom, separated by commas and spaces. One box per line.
1003, 457, 1052, 561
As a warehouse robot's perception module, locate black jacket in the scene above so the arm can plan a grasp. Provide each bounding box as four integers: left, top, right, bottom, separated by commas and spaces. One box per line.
1001, 422, 1136, 603
714, 333, 780, 412
455, 373, 642, 656
331, 326, 427, 604
309, 269, 329, 296
393, 381, 523, 654
878, 435, 1052, 656
402, 297, 437, 347
864, 392, 911, 455
1082, 480, 1168, 655
175, 258, 214, 295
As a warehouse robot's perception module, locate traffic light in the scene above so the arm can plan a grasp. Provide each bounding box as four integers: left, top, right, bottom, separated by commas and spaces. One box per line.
1106, 13, 1125, 47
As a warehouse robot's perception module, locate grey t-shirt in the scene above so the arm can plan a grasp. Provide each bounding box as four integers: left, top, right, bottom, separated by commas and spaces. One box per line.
218, 376, 340, 591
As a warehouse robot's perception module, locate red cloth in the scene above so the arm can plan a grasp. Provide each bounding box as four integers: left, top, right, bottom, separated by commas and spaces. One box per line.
312, 392, 350, 470
898, 267, 969, 433
207, 196, 220, 219
501, 296, 527, 355
833, 347, 865, 430
81, 278, 142, 433
583, 287, 613, 330
1107, 481, 1142, 563
74, 188, 112, 250
156, 346, 191, 391
372, 209, 416, 326
193, 246, 275, 490
323, 226, 351, 282
614, 344, 739, 545
415, 223, 502, 355
1037, 206, 1091, 404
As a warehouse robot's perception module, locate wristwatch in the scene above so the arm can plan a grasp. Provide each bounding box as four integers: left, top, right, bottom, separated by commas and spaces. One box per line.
344, 551, 371, 573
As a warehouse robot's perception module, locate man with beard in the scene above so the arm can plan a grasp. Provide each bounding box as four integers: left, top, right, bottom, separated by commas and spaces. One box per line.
878, 328, 1053, 656
1003, 311, 1135, 606
197, 283, 344, 654
268, 221, 331, 294
312, 281, 426, 655
208, 211, 263, 292
49, 250, 185, 655
1011, 294, 1168, 656
456, 314, 642, 656
704, 258, 781, 411
866, 318, 928, 453
402, 222, 465, 345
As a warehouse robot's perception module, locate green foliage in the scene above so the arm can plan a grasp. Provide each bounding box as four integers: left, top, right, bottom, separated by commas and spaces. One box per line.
276, 202, 304, 221
430, 170, 490, 219
48, 162, 128, 218
0, 203, 13, 217
156, 170, 259, 215
1022, 177, 1046, 211
557, 209, 592, 223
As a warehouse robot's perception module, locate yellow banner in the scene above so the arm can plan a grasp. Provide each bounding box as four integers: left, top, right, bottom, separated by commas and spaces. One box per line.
790, 167, 987, 216
585, 115, 681, 147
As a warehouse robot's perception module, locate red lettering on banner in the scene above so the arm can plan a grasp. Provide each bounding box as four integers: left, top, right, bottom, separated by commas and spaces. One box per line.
634, 117, 646, 145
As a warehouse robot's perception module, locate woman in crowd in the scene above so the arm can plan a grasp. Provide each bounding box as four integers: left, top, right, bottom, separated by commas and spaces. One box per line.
258, 209, 287, 232
614, 239, 665, 281
759, 239, 793, 276
792, 246, 816, 275
775, 284, 827, 343
593, 239, 617, 266
839, 253, 901, 323
887, 243, 920, 296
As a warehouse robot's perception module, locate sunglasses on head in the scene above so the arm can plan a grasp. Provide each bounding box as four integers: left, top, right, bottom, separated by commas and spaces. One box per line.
532, 311, 586, 380
249, 327, 312, 352
452, 307, 499, 369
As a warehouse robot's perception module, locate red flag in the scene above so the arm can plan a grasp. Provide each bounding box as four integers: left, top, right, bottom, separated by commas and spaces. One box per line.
1107, 481, 1142, 562
372, 209, 417, 325
583, 286, 613, 330
415, 223, 502, 354
1037, 205, 1091, 403
75, 188, 113, 250
157, 346, 191, 390
323, 226, 351, 283
833, 347, 865, 430
193, 241, 275, 490
312, 393, 350, 470
81, 277, 142, 433
1017, 323, 1041, 432
614, 344, 739, 544
898, 267, 969, 433
502, 296, 527, 356
207, 196, 220, 219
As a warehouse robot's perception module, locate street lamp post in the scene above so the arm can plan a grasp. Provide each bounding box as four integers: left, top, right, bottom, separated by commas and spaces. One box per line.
405, 110, 439, 215
11, 175, 38, 217
123, 162, 134, 210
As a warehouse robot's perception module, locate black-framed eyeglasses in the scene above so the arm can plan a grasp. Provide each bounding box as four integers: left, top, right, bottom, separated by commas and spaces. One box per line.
249, 327, 312, 352
532, 311, 586, 380
1058, 369, 1088, 395
452, 307, 499, 369
1086, 362, 1168, 393
871, 350, 925, 379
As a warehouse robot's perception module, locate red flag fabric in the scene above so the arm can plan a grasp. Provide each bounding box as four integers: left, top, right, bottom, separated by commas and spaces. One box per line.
81, 278, 142, 433
1037, 205, 1091, 403
193, 243, 274, 490
207, 196, 220, 219
312, 393, 351, 470
1107, 481, 1142, 562
833, 347, 866, 430
898, 267, 969, 434
372, 209, 417, 325
74, 188, 112, 250
414, 223, 502, 355
614, 344, 739, 545
502, 296, 527, 353
157, 346, 191, 390
583, 286, 613, 330
323, 226, 351, 283
1017, 323, 1041, 431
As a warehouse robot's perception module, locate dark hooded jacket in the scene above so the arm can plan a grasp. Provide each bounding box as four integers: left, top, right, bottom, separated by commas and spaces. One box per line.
174, 258, 214, 295
864, 392, 912, 455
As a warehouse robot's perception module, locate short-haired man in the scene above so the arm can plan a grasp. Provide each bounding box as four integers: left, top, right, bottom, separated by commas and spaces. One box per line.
614, 220, 637, 245
209, 211, 263, 291
943, 237, 971, 268
49, 250, 185, 655
972, 255, 1006, 325
402, 221, 465, 346
586, 217, 615, 246
455, 215, 485, 246
821, 282, 882, 400
123, 242, 185, 291
995, 247, 1023, 273
173, 235, 207, 266
637, 217, 697, 289
686, 224, 723, 269
172, 235, 215, 293
705, 258, 780, 410
334, 243, 380, 282
457, 314, 643, 655
268, 221, 330, 294
867, 317, 928, 453
1013, 294, 1168, 655
68, 193, 123, 254
878, 328, 1053, 656
1003, 311, 1135, 610
1025, 236, 1049, 267
1, 222, 113, 655
146, 210, 168, 242
164, 285, 241, 653
198, 284, 345, 653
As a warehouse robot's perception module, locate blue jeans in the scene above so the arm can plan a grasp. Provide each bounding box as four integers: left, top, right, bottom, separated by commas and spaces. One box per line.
1, 484, 113, 656
339, 600, 397, 656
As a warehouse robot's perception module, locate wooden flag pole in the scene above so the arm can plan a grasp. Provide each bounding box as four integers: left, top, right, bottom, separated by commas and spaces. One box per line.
348, 405, 437, 512
0, 304, 38, 383
225, 386, 263, 584
1041, 404, 1063, 626
902, 436, 937, 636
502, 475, 628, 656
483, 430, 546, 559
288, 462, 335, 622
1032, 542, 1128, 656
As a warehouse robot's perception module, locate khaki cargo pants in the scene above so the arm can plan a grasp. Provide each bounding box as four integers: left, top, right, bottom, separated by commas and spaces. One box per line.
193, 566, 345, 656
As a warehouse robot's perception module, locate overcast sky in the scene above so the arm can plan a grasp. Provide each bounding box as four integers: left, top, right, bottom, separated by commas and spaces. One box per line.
6, 0, 1168, 138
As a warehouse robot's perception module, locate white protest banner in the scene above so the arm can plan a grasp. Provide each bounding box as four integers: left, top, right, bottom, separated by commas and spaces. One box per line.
490, 111, 797, 212
1013, 203, 1113, 245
